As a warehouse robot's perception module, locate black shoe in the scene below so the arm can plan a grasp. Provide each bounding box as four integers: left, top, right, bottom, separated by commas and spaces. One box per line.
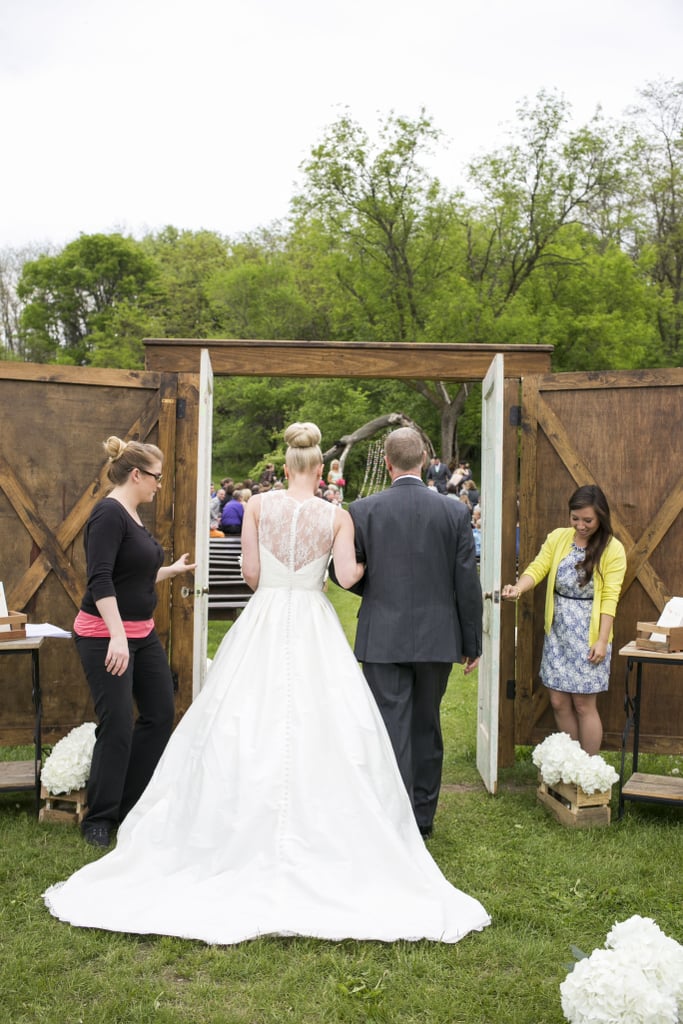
82, 824, 111, 848
419, 824, 433, 839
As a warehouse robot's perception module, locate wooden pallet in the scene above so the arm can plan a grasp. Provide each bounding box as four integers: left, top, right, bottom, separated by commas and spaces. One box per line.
39, 785, 88, 825
622, 772, 683, 805
537, 777, 612, 829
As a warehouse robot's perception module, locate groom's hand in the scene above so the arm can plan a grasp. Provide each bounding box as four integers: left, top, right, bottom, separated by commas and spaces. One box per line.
462, 656, 480, 675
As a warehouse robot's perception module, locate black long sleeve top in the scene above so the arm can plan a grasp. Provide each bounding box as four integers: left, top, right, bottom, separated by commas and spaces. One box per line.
80, 498, 164, 620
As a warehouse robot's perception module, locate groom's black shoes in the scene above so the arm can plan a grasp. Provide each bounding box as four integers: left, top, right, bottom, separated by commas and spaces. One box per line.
418, 825, 433, 839
82, 824, 111, 848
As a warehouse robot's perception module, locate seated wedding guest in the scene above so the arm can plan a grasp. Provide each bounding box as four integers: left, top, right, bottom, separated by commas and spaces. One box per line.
210, 488, 226, 537
471, 507, 481, 559
220, 491, 245, 535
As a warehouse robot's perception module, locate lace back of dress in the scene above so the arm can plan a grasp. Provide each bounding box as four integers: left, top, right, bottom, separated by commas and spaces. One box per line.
259, 492, 335, 572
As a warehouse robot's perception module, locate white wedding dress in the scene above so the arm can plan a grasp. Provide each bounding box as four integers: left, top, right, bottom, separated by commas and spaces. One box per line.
44, 492, 490, 944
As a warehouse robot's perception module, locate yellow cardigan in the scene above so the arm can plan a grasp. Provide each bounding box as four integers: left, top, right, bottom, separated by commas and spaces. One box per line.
521, 528, 627, 647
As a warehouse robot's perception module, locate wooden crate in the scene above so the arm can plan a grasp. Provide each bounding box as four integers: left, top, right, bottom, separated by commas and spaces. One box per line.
0, 611, 27, 641
39, 785, 88, 825
635, 622, 683, 653
537, 777, 612, 829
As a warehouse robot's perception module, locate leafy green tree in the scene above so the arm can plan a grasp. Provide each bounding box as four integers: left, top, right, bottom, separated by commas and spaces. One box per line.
292, 110, 476, 458
17, 233, 156, 364
625, 79, 683, 363
205, 227, 317, 340
141, 227, 231, 338
463, 92, 626, 321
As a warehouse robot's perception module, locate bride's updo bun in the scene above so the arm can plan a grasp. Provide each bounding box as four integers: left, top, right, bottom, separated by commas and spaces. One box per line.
284, 422, 323, 474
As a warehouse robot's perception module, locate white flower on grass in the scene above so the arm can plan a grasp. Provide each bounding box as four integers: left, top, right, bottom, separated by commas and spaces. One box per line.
561, 947, 678, 1024
606, 916, 683, 1014
41, 722, 96, 795
561, 917, 683, 1024
533, 732, 618, 793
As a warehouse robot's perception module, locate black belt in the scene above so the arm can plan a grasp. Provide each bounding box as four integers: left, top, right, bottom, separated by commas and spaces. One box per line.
555, 592, 592, 601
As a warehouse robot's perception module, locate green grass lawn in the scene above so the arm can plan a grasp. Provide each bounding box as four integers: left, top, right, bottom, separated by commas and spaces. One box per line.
1, 587, 681, 1024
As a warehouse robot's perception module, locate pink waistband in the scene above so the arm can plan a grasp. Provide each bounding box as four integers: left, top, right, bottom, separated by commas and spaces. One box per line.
74, 610, 155, 639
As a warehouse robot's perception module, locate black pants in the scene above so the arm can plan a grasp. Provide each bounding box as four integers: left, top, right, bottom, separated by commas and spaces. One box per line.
75, 630, 175, 829
362, 661, 451, 831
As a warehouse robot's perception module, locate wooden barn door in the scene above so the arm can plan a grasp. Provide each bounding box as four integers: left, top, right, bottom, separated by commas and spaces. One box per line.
0, 364, 185, 744
515, 368, 683, 753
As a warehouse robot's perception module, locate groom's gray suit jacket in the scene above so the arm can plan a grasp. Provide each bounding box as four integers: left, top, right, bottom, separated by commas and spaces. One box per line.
347, 477, 482, 664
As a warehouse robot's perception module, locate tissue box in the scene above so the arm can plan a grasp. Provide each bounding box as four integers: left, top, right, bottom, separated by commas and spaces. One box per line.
0, 611, 27, 641
635, 622, 683, 653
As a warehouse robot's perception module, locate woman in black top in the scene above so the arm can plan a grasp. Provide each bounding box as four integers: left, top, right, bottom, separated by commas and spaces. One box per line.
74, 436, 195, 848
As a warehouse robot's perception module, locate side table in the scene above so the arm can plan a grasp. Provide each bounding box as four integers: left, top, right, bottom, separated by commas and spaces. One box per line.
0, 636, 44, 815
618, 641, 683, 818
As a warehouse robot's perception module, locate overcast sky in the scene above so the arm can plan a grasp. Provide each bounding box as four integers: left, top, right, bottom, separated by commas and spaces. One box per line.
2, 0, 682, 250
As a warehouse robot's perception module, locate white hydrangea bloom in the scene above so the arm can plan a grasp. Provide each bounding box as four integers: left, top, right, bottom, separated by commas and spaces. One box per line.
41, 722, 96, 795
532, 732, 617, 793
560, 947, 678, 1024
606, 916, 683, 1014
561, 917, 683, 1024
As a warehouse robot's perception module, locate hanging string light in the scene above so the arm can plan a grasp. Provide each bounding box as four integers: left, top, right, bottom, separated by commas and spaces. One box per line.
357, 434, 390, 498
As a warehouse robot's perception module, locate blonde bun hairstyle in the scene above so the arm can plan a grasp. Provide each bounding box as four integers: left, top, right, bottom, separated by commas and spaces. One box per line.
284, 422, 323, 474
103, 435, 164, 485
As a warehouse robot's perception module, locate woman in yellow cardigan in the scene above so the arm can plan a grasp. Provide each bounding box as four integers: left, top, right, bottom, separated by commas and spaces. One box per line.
502, 485, 626, 755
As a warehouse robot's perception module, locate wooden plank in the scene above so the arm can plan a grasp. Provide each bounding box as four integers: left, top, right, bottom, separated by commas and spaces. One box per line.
143, 339, 553, 379
538, 777, 612, 808
153, 375, 178, 653
516, 375, 540, 718
0, 363, 161, 388
537, 785, 612, 828
534, 393, 671, 612
499, 378, 519, 767
622, 772, 683, 803
171, 373, 201, 717
621, 475, 683, 594
526, 368, 683, 390
5, 388, 169, 612
0, 760, 36, 790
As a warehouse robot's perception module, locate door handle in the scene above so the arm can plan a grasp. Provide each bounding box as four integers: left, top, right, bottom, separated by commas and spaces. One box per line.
483, 590, 500, 603
180, 586, 209, 598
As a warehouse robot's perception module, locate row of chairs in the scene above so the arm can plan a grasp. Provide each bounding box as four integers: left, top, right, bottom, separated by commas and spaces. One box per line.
208, 537, 252, 620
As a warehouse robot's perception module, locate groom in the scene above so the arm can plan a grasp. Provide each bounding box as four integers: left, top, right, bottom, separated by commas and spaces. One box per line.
336, 427, 482, 838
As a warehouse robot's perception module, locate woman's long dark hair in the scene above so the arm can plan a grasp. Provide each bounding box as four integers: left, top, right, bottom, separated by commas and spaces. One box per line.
569, 485, 614, 585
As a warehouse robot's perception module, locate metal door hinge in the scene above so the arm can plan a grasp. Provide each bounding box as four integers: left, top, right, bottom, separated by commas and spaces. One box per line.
509, 405, 522, 427
506, 679, 516, 699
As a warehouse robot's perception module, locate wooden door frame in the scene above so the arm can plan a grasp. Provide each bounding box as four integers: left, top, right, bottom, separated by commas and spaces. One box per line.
145, 339, 549, 763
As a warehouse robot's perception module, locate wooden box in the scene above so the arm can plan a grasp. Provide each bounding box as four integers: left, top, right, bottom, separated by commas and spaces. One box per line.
537, 777, 612, 829
0, 611, 27, 641
39, 785, 88, 825
635, 622, 683, 653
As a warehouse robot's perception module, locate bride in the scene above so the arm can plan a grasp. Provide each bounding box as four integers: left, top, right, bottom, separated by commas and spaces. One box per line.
44, 422, 490, 945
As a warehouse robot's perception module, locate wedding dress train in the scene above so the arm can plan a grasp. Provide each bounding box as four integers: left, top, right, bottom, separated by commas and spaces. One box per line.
44, 492, 490, 944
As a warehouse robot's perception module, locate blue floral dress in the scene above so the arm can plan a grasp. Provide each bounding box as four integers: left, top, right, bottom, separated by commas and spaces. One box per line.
540, 544, 610, 694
